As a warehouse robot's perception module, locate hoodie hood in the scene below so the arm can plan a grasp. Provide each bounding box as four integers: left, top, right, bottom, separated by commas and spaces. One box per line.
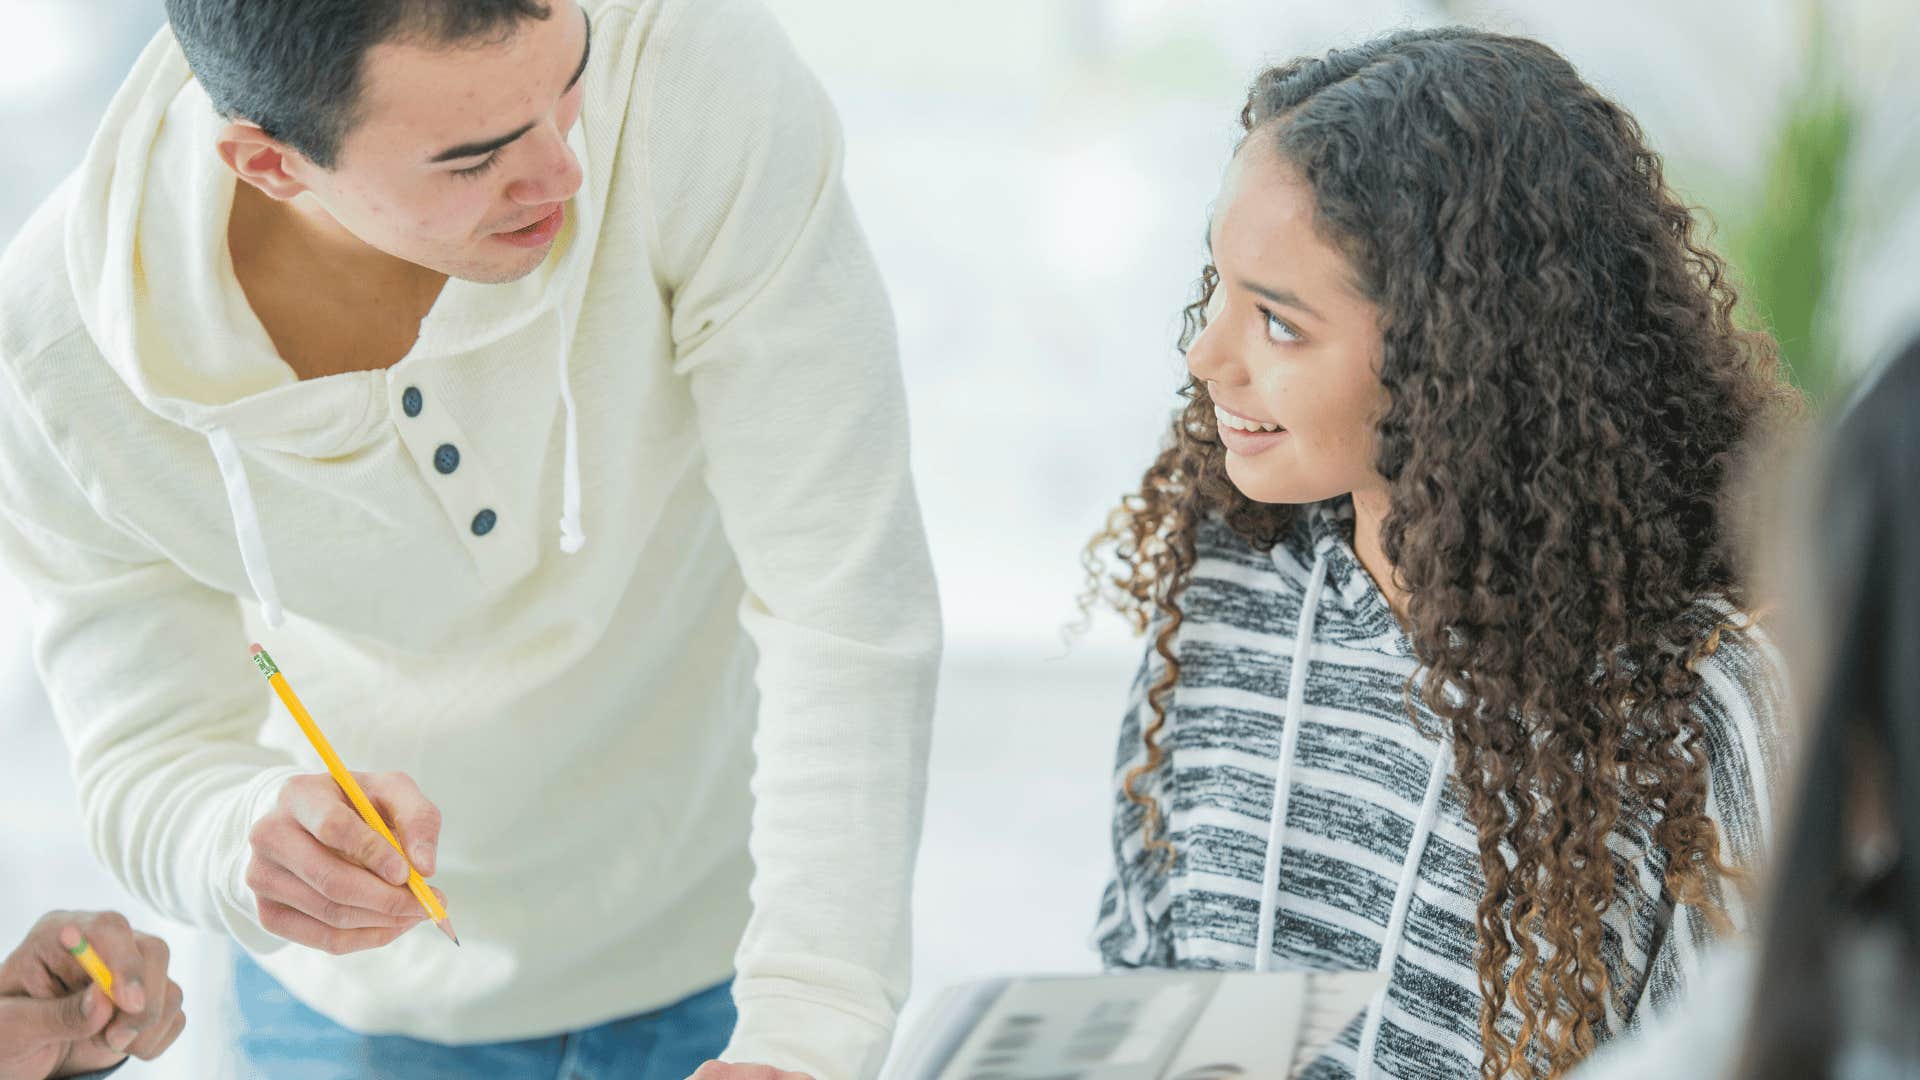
64, 27, 597, 624
63, 27, 594, 456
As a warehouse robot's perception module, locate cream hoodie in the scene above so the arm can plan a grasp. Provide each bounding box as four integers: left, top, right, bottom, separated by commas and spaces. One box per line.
0, 1, 940, 1077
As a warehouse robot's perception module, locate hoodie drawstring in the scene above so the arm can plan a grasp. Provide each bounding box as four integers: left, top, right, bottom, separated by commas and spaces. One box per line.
555, 311, 585, 554
207, 427, 285, 629
208, 256, 588, 631
1355, 738, 1453, 1079
1253, 552, 1330, 972
1252, 547, 1454, 1079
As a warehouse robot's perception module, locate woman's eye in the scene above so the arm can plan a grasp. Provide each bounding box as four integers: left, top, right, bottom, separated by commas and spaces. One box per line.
1263, 308, 1301, 344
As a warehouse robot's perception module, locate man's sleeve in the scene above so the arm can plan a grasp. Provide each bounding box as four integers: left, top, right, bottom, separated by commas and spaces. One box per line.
0, 349, 301, 957
634, 1, 943, 1076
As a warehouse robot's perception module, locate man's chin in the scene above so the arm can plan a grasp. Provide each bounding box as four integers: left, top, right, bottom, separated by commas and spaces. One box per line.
439, 246, 553, 286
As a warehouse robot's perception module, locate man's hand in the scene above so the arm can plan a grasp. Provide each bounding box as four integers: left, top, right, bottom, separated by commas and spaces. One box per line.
687, 1064, 814, 1080
246, 771, 446, 954
0, 911, 186, 1080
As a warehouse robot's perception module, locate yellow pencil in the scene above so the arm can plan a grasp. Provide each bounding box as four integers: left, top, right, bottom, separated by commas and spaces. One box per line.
62, 930, 118, 1007
249, 644, 460, 945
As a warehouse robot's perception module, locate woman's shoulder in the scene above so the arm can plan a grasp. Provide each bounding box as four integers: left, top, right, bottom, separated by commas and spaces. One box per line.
1677, 596, 1793, 861
1681, 597, 1791, 750
1684, 598, 1788, 704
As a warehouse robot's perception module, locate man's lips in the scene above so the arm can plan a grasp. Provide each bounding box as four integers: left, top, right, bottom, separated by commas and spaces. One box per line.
495, 204, 562, 235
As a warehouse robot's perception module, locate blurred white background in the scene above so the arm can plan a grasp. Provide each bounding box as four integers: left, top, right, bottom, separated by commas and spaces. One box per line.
1, 0, 1915, 1076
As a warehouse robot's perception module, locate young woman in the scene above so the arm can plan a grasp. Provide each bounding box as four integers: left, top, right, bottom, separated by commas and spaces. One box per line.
1083, 27, 1800, 1080
1576, 334, 1920, 1080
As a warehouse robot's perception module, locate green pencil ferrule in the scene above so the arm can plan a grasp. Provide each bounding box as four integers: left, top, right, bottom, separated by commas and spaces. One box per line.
67, 939, 87, 957
252, 650, 280, 678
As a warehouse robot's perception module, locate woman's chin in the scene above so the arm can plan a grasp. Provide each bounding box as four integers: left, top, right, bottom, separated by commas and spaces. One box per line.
1223, 455, 1343, 508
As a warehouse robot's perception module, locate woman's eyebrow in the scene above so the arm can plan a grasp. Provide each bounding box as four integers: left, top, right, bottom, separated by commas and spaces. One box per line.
1238, 278, 1324, 321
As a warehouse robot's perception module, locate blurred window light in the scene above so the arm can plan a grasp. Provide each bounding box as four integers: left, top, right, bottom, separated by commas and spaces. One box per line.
0, 5, 85, 100
1044, 142, 1156, 278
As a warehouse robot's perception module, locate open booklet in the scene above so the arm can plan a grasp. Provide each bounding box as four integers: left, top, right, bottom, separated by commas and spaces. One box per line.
885, 969, 1389, 1079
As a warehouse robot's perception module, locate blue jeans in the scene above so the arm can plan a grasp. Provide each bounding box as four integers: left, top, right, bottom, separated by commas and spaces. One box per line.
231, 953, 737, 1080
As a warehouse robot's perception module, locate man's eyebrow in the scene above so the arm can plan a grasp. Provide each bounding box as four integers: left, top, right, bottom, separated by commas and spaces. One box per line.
430, 122, 536, 164
427, 8, 592, 164
563, 8, 592, 94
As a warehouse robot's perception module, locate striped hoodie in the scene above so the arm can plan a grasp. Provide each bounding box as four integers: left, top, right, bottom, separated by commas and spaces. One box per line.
1093, 499, 1786, 1079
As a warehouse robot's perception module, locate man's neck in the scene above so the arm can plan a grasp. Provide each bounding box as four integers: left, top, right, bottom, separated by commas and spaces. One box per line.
228, 182, 447, 380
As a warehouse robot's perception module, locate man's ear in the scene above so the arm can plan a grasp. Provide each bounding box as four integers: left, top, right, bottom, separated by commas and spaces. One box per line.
215, 121, 315, 201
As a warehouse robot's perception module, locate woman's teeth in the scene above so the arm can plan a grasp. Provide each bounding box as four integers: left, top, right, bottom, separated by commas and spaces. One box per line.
1214, 406, 1283, 433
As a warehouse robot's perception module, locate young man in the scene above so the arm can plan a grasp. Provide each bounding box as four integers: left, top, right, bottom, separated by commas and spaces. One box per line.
0, 1, 940, 1077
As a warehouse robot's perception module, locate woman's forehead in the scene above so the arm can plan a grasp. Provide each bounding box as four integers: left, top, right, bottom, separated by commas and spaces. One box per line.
1211, 144, 1362, 302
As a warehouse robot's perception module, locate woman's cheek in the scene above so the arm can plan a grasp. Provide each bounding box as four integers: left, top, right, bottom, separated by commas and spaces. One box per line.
1333, 391, 1388, 479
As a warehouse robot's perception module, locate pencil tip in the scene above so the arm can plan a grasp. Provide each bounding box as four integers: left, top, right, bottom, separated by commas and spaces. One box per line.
437, 918, 460, 946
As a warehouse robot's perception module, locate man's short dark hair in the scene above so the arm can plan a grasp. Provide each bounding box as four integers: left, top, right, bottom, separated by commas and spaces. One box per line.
164, 0, 553, 169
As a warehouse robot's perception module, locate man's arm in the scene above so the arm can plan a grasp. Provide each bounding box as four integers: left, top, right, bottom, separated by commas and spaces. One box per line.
0, 385, 303, 959
0, 356, 438, 958
635, 2, 942, 1076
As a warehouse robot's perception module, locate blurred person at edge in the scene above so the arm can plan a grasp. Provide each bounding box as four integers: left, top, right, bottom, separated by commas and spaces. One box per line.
1576, 334, 1920, 1079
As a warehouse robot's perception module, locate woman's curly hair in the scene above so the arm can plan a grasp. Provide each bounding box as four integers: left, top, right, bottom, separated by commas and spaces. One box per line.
1083, 27, 1800, 1080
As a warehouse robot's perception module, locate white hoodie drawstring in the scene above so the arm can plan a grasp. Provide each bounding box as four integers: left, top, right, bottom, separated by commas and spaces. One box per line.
1253, 552, 1330, 972
208, 359, 581, 634
202, 226, 586, 640
1355, 738, 1453, 1079
555, 311, 585, 554
1252, 546, 1455, 1079
207, 427, 284, 628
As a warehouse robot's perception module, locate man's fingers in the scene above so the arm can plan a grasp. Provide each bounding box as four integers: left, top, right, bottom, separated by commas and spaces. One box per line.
0, 984, 113, 1042
102, 1014, 139, 1051
139, 1008, 187, 1062
127, 931, 171, 1035
278, 774, 408, 884
255, 899, 417, 956
125, 979, 186, 1061
365, 772, 442, 877
251, 771, 441, 954
14, 914, 87, 996
293, 796, 410, 885
687, 1064, 811, 1080
246, 857, 422, 929
287, 826, 421, 918
66, 912, 144, 1013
